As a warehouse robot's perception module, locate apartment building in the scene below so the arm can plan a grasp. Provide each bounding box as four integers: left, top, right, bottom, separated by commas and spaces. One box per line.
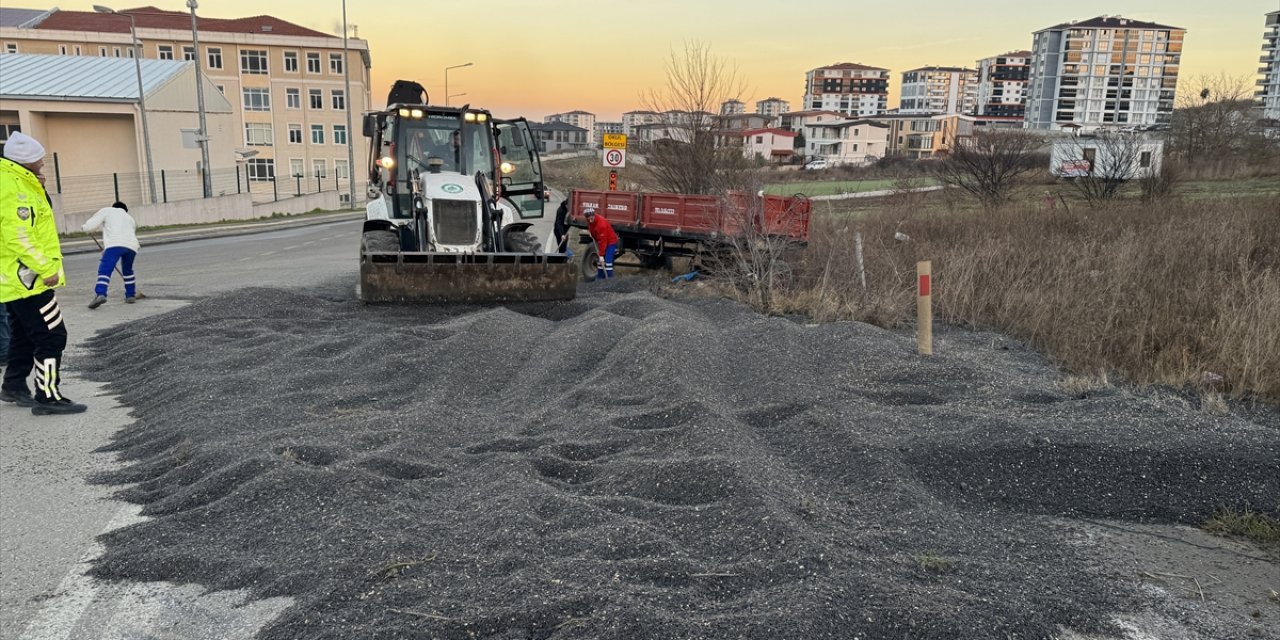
803, 120, 889, 166
976, 51, 1031, 118
0, 6, 373, 196
776, 109, 845, 134
529, 121, 588, 153
755, 97, 789, 118
1025, 15, 1185, 131
594, 121, 623, 145
621, 110, 660, 137
546, 110, 596, 145
898, 66, 977, 115
720, 99, 745, 115
865, 113, 976, 159
803, 63, 890, 117
1260, 11, 1280, 122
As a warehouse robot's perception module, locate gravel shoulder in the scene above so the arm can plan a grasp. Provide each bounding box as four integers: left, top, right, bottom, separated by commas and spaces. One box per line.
79, 276, 1279, 640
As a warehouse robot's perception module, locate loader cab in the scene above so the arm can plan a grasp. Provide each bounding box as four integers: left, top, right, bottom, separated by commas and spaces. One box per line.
370, 106, 499, 219
493, 118, 547, 220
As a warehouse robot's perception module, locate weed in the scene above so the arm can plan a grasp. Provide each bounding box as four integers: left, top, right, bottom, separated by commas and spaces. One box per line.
914, 550, 956, 574
1203, 508, 1280, 550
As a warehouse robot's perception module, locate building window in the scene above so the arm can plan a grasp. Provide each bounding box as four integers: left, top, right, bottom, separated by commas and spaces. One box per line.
306, 52, 321, 73
207, 47, 222, 69
283, 51, 298, 72
329, 52, 344, 74
5, 43, 17, 54
289, 158, 304, 177
99, 46, 108, 56
240, 49, 268, 74
74, 45, 82, 56
331, 90, 345, 110
335, 159, 349, 179
309, 89, 323, 109
311, 124, 325, 144
242, 88, 271, 111
158, 45, 174, 60
288, 124, 303, 144
1140, 151, 1152, 168
183, 45, 196, 61
333, 124, 347, 145
59, 45, 67, 55
246, 158, 275, 181
215, 85, 224, 94
245, 123, 274, 146
114, 47, 122, 57
283, 88, 301, 109
313, 160, 327, 178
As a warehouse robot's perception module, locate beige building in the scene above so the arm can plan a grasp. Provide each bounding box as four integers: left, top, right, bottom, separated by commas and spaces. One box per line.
546, 110, 596, 145
899, 66, 978, 115
868, 113, 977, 159
803, 63, 890, 117
0, 6, 373, 203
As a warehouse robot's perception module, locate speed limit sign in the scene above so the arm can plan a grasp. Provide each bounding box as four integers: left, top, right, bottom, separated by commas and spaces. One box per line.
603, 148, 626, 168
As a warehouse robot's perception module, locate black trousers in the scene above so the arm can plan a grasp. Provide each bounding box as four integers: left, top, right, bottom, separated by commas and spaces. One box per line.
3, 290, 69, 402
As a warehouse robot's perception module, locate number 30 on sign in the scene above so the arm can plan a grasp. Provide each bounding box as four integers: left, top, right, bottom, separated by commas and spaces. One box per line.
603, 148, 626, 168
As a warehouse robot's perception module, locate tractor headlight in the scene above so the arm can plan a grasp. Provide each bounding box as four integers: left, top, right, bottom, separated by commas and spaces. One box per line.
476, 113, 488, 122
378, 156, 396, 169
464, 112, 477, 123
410, 109, 424, 119
500, 162, 516, 175
398, 108, 410, 117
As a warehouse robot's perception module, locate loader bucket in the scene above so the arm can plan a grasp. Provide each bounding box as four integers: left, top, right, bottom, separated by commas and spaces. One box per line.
360, 251, 578, 304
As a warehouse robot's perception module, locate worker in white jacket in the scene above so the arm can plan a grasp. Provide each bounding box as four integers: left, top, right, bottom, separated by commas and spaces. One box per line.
82, 201, 140, 309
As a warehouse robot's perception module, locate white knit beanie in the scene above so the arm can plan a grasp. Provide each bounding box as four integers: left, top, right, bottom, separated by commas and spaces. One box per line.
3, 131, 46, 164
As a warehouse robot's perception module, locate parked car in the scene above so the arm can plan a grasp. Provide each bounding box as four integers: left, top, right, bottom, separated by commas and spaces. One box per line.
804, 158, 829, 170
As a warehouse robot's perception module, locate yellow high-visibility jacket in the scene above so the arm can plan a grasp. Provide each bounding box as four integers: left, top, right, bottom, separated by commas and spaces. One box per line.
0, 158, 65, 303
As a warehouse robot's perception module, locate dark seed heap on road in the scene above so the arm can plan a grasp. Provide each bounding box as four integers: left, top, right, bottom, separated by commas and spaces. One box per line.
82, 282, 1280, 640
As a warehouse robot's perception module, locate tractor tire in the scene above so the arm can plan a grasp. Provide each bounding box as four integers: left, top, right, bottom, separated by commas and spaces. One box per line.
362, 229, 400, 254
503, 229, 542, 254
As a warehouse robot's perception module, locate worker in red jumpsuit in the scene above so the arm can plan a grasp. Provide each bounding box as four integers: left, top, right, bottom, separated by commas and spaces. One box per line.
584, 208, 618, 279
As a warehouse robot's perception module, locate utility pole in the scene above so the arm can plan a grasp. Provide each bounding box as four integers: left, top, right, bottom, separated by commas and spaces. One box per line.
188, 0, 212, 198
342, 0, 356, 209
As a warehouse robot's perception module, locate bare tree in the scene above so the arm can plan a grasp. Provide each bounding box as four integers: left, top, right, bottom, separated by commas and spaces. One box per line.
1170, 74, 1265, 165
1060, 131, 1149, 205
930, 130, 1042, 210
642, 41, 751, 194
705, 177, 809, 312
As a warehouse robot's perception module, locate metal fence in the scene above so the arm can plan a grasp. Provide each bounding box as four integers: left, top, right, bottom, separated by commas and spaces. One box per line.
48, 155, 364, 213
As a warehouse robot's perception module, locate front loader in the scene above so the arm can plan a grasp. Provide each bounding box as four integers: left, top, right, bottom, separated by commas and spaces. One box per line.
358, 80, 576, 303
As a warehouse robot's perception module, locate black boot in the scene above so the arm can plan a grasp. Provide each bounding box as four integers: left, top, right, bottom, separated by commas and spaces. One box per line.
31, 398, 88, 415
0, 387, 37, 407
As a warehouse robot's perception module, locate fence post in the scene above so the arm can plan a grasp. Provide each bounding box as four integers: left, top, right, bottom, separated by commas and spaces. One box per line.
53, 152, 62, 194
334, 171, 338, 192
236, 165, 242, 194
273, 176, 278, 202
294, 174, 302, 196
316, 174, 322, 194
161, 170, 168, 203
917, 260, 933, 356
113, 173, 120, 202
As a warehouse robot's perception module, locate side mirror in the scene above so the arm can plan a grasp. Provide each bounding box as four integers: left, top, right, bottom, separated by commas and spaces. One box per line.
362, 113, 378, 138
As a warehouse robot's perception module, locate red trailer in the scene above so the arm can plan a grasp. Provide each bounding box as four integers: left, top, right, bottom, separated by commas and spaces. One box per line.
567, 189, 810, 276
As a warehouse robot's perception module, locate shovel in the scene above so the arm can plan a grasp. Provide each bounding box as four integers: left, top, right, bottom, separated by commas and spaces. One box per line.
89, 233, 147, 300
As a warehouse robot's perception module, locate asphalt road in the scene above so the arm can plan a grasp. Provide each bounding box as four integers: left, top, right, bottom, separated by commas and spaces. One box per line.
3, 203, 562, 640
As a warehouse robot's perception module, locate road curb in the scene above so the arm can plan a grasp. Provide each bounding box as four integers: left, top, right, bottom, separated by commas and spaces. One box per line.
60, 211, 365, 255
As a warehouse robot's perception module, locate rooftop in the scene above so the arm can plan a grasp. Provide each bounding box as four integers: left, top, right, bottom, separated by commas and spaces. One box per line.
31, 6, 336, 39
1039, 15, 1184, 33
0, 52, 187, 101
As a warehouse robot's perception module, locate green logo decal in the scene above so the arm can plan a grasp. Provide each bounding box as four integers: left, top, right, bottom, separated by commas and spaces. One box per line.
441, 183, 464, 194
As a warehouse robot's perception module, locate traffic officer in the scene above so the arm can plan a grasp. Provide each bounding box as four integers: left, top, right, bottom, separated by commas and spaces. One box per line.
0, 132, 87, 415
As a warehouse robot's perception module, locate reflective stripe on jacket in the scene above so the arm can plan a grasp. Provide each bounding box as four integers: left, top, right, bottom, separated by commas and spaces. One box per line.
0, 158, 65, 303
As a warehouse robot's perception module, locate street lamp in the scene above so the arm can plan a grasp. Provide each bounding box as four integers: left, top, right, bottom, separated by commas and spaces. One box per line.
187, 0, 212, 198
341, 0, 356, 209
444, 62, 472, 106
94, 5, 157, 203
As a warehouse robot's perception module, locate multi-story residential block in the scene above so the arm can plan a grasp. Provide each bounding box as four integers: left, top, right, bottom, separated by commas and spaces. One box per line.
621, 110, 660, 137
865, 113, 976, 159
0, 6, 373, 200
899, 66, 977, 115
594, 121, 623, 145
803, 120, 889, 166
776, 110, 845, 134
740, 128, 797, 164
803, 63, 890, 117
720, 99, 745, 115
718, 113, 772, 131
1260, 11, 1280, 122
1026, 15, 1185, 131
755, 97, 789, 117
546, 110, 596, 145
529, 121, 588, 153
976, 51, 1031, 118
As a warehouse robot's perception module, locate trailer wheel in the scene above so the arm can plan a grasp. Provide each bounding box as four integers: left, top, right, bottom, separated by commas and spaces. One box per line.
362, 229, 400, 254
502, 229, 542, 254
580, 246, 599, 282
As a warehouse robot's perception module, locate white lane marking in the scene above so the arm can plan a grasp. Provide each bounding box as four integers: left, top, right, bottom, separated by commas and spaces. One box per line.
283, 245, 300, 251
261, 251, 278, 257
20, 504, 146, 640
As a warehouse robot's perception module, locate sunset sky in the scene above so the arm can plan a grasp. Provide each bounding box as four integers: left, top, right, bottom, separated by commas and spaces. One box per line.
53, 0, 1278, 121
